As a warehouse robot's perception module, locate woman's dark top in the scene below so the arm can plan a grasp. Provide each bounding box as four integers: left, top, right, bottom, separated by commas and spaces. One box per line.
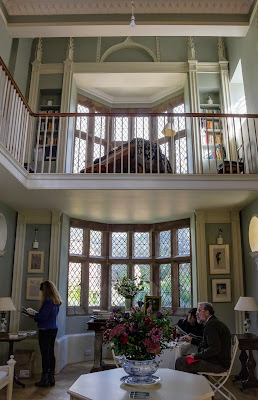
34, 298, 60, 329
177, 317, 203, 337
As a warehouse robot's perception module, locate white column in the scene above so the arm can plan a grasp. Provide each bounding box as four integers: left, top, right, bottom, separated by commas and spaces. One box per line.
195, 211, 208, 301
28, 39, 42, 112
188, 60, 202, 173
219, 61, 231, 113
10, 213, 26, 332
48, 210, 62, 286
231, 210, 245, 333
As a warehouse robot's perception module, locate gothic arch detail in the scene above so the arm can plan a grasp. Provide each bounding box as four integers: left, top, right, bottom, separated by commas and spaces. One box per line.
100, 37, 157, 62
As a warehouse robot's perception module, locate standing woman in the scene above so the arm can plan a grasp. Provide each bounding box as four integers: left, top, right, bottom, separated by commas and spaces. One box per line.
32, 280, 62, 387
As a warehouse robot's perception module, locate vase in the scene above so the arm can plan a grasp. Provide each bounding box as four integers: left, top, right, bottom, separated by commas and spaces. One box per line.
124, 298, 132, 312
120, 358, 161, 385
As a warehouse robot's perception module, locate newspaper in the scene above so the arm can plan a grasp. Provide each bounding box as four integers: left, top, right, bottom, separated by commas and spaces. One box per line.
176, 325, 202, 340
21, 306, 37, 317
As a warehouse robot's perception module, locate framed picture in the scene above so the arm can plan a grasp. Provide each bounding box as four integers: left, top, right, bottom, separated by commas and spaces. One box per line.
209, 244, 230, 274
28, 251, 44, 273
26, 277, 43, 300
144, 296, 161, 314
212, 279, 231, 303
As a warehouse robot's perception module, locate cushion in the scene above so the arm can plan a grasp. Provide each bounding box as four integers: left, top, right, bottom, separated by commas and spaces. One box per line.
0, 371, 8, 380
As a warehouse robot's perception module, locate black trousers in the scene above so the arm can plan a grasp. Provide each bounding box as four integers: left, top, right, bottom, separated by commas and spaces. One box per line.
38, 329, 58, 374
175, 356, 228, 374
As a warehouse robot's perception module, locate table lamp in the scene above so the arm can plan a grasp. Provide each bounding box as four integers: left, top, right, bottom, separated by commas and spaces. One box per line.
234, 296, 258, 334
0, 297, 16, 332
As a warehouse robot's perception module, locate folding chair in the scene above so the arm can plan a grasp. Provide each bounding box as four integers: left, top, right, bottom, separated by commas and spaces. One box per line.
197, 335, 239, 400
0, 356, 16, 400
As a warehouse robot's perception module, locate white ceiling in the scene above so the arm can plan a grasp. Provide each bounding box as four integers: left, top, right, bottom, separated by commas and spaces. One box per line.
1, 0, 255, 38
74, 72, 186, 104
2, 1, 254, 15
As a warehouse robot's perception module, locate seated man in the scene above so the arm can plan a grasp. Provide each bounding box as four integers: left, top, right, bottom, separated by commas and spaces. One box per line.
177, 308, 203, 337
175, 302, 231, 374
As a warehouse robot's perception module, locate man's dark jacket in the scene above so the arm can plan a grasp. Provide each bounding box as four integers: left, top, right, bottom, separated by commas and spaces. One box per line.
192, 315, 231, 369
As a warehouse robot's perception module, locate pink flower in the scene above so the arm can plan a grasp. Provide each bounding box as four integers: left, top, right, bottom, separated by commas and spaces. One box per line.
109, 324, 126, 339
143, 338, 161, 355
147, 307, 153, 316
149, 327, 162, 343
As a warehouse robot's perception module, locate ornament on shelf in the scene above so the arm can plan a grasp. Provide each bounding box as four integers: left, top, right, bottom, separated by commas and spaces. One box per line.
217, 229, 223, 245
207, 96, 213, 105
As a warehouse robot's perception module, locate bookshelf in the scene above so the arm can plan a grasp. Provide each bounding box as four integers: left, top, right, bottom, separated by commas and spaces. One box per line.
200, 103, 225, 163
35, 90, 61, 162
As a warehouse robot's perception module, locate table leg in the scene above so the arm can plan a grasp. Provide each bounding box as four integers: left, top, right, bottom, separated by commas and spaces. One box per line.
233, 349, 248, 383
90, 331, 103, 373
8, 340, 25, 388
241, 349, 258, 391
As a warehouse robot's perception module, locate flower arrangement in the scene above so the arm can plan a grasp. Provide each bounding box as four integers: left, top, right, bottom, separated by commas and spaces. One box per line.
113, 276, 146, 299
103, 302, 174, 361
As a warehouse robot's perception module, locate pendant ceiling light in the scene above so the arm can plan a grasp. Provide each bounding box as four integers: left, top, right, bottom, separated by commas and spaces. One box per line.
130, 1, 136, 28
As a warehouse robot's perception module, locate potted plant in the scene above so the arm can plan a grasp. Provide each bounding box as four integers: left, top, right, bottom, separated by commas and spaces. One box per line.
103, 302, 174, 384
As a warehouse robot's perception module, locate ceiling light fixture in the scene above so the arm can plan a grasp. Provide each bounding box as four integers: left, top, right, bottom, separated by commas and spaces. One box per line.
130, 1, 136, 28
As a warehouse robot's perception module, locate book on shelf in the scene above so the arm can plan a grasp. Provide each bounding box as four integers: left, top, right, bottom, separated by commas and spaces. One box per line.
202, 108, 220, 114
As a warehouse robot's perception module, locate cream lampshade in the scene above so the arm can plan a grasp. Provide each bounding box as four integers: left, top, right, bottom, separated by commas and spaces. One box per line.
0, 297, 16, 332
234, 296, 258, 333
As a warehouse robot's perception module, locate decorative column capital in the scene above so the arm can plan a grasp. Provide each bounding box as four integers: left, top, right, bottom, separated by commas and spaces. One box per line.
195, 210, 205, 224
66, 37, 74, 61
156, 36, 161, 62
218, 37, 227, 62
188, 59, 198, 71
219, 61, 229, 71
188, 37, 196, 60
35, 38, 42, 62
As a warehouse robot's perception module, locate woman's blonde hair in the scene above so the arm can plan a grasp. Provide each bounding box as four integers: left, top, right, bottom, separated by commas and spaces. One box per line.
40, 280, 63, 306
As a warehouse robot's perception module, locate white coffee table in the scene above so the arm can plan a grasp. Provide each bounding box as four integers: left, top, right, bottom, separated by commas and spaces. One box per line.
68, 368, 214, 400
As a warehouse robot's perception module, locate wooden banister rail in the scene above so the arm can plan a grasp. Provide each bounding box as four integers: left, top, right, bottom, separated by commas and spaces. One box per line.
0, 56, 33, 114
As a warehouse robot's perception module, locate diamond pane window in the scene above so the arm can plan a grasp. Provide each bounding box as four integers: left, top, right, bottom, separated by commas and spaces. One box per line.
76, 104, 89, 132
160, 264, 172, 307
134, 117, 149, 139
114, 117, 129, 141
89, 263, 101, 306
175, 137, 188, 174
179, 263, 191, 307
159, 230, 171, 258
73, 136, 86, 174
158, 114, 168, 139
133, 232, 150, 258
173, 103, 185, 132
93, 143, 105, 160
95, 115, 106, 139
177, 228, 190, 255
133, 264, 150, 303
89, 230, 102, 256
112, 232, 128, 258
68, 262, 81, 306
111, 264, 127, 306
69, 227, 83, 254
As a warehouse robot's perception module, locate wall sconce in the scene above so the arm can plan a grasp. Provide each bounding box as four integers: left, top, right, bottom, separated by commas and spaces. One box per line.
234, 296, 258, 334
249, 216, 258, 270
33, 228, 39, 249
0, 297, 16, 332
216, 229, 223, 245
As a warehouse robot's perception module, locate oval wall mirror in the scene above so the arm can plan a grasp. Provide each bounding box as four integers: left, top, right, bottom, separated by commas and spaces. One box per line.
249, 216, 258, 252
0, 213, 7, 256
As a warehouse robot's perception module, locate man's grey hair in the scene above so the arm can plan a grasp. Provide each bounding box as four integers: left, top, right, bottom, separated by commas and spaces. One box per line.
198, 302, 214, 315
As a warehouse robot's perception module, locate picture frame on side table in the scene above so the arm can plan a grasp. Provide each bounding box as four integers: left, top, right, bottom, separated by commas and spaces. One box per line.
28, 250, 44, 273
209, 244, 230, 274
144, 296, 161, 314
26, 277, 43, 300
212, 279, 231, 303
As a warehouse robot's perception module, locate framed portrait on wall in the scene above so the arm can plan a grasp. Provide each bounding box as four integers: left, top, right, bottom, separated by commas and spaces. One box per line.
212, 278, 231, 303
26, 277, 43, 300
28, 250, 44, 273
144, 296, 161, 314
209, 244, 230, 274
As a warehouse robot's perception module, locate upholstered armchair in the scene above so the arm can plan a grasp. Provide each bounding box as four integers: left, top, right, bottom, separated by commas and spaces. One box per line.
0, 356, 16, 400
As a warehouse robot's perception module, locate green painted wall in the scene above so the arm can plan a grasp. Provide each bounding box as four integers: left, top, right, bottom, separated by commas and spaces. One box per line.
58, 213, 69, 338
240, 200, 258, 334
19, 224, 51, 332
13, 39, 33, 97
205, 223, 235, 332
0, 200, 17, 297
226, 14, 258, 113
0, 12, 12, 65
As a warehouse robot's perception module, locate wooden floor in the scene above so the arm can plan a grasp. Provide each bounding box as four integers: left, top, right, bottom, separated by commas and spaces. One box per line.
0, 361, 257, 400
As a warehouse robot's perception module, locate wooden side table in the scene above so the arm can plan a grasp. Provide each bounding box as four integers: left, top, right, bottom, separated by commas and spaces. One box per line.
87, 319, 116, 373
233, 333, 258, 391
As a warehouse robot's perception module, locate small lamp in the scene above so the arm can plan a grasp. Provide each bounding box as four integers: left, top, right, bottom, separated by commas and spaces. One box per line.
234, 296, 258, 334
33, 228, 39, 249
217, 229, 223, 245
162, 122, 176, 137
130, 1, 136, 28
0, 297, 16, 332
